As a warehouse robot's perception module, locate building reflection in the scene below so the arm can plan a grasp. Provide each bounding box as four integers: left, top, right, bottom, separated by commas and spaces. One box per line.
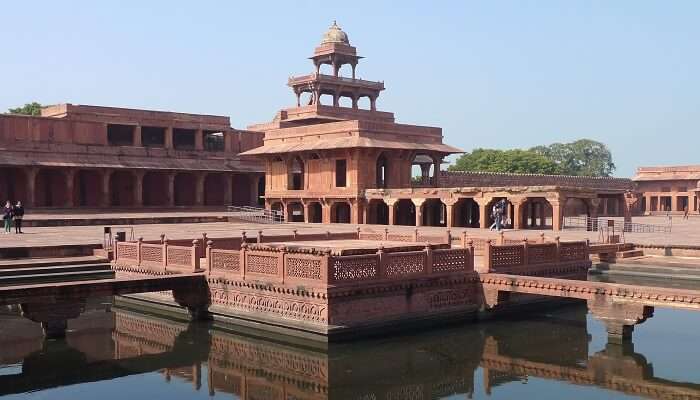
0, 303, 699, 399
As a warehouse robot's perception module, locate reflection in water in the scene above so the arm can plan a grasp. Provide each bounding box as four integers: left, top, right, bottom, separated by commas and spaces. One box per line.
0, 302, 699, 399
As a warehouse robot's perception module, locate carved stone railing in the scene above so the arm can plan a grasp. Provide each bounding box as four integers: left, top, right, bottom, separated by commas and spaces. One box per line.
205, 239, 474, 287
113, 238, 202, 273
481, 238, 589, 274
329, 245, 474, 286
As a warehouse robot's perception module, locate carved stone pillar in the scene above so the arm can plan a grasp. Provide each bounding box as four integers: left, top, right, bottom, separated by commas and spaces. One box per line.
551, 200, 564, 231
64, 169, 75, 208
133, 170, 144, 207
412, 198, 425, 227
476, 197, 491, 229
101, 170, 111, 207
512, 198, 526, 230
21, 300, 86, 339
387, 199, 396, 225
195, 173, 205, 206
164, 127, 174, 149
588, 300, 654, 344
445, 202, 455, 228
133, 125, 142, 147
166, 173, 175, 207
25, 167, 37, 207
195, 128, 204, 151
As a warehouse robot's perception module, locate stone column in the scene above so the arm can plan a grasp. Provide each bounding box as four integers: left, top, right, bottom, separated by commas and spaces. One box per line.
195, 173, 205, 206
671, 194, 678, 212
476, 198, 491, 229
322, 201, 331, 223
588, 300, 654, 344
551, 200, 563, 231
370, 95, 377, 111
167, 173, 175, 207
101, 170, 111, 207
539, 202, 547, 228
445, 201, 456, 228
133, 170, 144, 207
387, 199, 396, 225
165, 127, 174, 149
351, 94, 358, 109
133, 125, 142, 147
412, 198, 425, 227
303, 202, 311, 223
512, 198, 525, 230
644, 195, 651, 214
64, 169, 76, 208
195, 129, 204, 151
25, 167, 37, 207
351, 201, 361, 224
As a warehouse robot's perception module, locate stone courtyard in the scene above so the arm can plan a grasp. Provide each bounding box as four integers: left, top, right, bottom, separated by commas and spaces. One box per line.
0, 212, 696, 249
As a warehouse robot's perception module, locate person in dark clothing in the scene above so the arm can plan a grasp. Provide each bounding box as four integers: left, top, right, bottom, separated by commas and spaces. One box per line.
12, 201, 24, 234
2, 201, 12, 234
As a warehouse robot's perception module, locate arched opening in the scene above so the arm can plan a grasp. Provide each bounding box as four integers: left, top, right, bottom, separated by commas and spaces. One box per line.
270, 202, 284, 221
421, 199, 446, 227
337, 64, 352, 78
338, 96, 352, 108
174, 173, 196, 206
35, 169, 69, 207
256, 176, 265, 206
286, 202, 305, 222
0, 167, 28, 205
453, 198, 480, 228
331, 202, 351, 224
395, 199, 416, 226
318, 63, 333, 75
204, 174, 226, 206
357, 96, 370, 110
300, 92, 314, 106
109, 171, 135, 207
486, 198, 514, 229
521, 198, 553, 229
308, 202, 323, 223
288, 157, 304, 190
411, 154, 437, 186
141, 172, 168, 206
231, 174, 252, 206
318, 93, 334, 106
367, 199, 389, 225
376, 153, 389, 188
74, 170, 101, 207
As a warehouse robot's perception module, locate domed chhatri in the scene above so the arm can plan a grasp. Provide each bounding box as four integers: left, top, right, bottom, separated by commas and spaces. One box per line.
321, 20, 349, 45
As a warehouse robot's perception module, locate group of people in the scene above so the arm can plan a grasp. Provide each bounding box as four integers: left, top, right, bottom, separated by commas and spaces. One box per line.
3, 201, 25, 234
489, 199, 508, 231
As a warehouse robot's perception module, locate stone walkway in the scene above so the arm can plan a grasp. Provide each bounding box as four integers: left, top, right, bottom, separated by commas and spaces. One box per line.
0, 213, 696, 249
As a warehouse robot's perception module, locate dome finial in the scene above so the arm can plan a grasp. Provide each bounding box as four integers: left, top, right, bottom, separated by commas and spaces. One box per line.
321, 21, 349, 45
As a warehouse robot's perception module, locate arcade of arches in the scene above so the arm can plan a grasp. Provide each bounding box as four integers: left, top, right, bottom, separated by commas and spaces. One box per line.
0, 167, 263, 208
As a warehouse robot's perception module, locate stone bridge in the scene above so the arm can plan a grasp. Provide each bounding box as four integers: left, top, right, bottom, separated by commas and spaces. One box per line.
0, 274, 207, 338
480, 273, 700, 342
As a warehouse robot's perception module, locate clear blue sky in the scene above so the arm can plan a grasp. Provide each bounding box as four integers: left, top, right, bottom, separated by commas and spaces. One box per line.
2, 1, 698, 177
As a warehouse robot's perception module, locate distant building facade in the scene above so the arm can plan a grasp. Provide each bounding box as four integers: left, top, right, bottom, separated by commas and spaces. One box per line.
633, 166, 700, 214
0, 104, 264, 208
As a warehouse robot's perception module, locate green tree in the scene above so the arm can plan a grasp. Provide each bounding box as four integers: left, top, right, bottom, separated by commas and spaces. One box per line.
448, 148, 563, 174
530, 139, 615, 177
7, 102, 43, 116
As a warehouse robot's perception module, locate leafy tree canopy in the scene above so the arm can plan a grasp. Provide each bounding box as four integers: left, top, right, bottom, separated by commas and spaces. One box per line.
530, 139, 615, 177
448, 148, 563, 175
7, 102, 43, 116
450, 139, 616, 177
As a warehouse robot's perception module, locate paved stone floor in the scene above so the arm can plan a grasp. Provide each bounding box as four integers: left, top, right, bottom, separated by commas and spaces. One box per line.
0, 212, 696, 249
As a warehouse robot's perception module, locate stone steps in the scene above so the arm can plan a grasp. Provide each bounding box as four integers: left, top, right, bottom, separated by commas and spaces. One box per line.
615, 249, 644, 259
0, 255, 113, 286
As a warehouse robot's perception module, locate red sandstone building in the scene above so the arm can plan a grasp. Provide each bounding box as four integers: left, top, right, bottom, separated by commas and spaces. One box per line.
0, 104, 264, 208
242, 23, 639, 230
1, 22, 692, 227
633, 165, 700, 214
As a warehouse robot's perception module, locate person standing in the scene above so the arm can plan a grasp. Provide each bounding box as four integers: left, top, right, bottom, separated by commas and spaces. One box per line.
2, 201, 12, 234
12, 201, 24, 234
